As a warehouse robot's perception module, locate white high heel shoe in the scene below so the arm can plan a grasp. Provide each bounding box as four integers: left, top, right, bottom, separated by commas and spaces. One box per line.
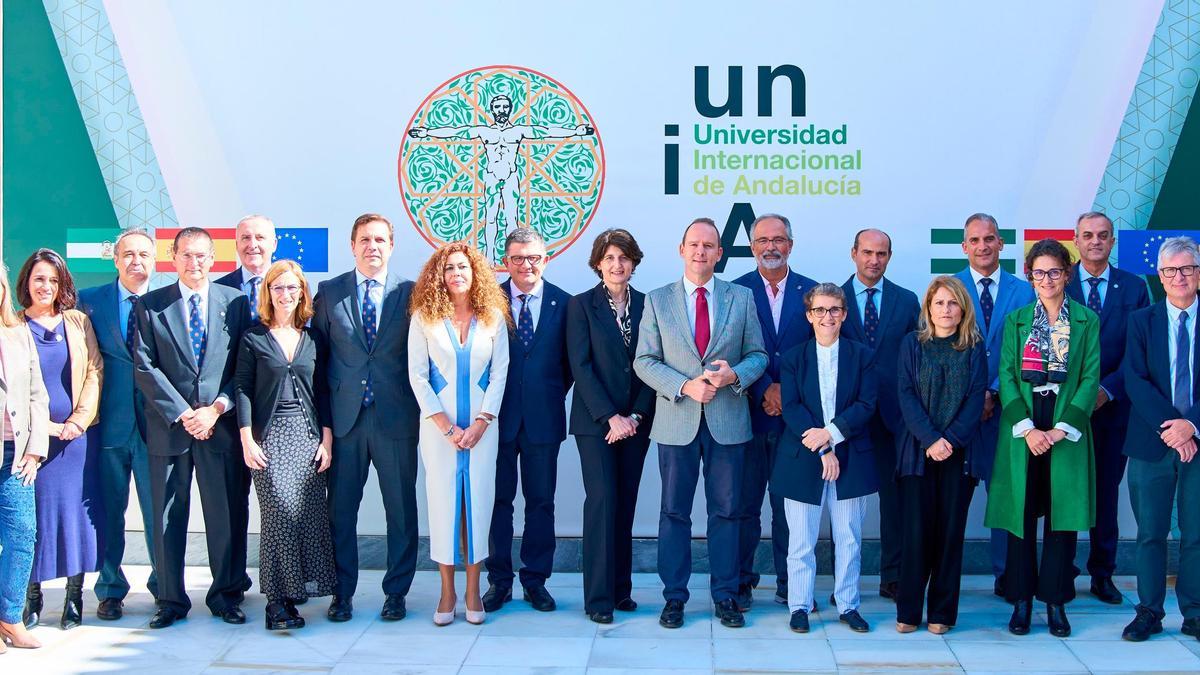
433, 598, 457, 626
465, 601, 486, 625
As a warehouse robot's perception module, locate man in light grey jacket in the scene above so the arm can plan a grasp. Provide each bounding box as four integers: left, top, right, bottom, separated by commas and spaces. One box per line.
635, 217, 767, 630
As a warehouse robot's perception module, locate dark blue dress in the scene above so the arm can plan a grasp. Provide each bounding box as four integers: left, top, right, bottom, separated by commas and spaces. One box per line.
28, 318, 104, 582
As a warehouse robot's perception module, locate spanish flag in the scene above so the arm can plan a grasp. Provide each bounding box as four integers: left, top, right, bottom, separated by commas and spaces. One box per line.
155, 228, 238, 273
1023, 229, 1078, 262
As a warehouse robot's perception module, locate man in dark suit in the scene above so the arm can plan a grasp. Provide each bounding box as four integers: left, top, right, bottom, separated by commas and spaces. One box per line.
133, 227, 252, 629
1065, 211, 1149, 604
484, 227, 573, 613
214, 215, 277, 323
311, 213, 419, 622
78, 228, 159, 620
732, 213, 816, 608
1120, 235, 1200, 642
953, 213, 1035, 596
839, 228, 920, 600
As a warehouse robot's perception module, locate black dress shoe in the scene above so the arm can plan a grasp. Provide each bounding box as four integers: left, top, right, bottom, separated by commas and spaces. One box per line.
994, 574, 1007, 598
1123, 606, 1163, 641
523, 585, 557, 612
879, 581, 899, 601
148, 608, 184, 629
213, 605, 246, 625
587, 610, 614, 624
1008, 600, 1032, 635
615, 597, 637, 612
736, 584, 753, 611
839, 609, 870, 633
1181, 616, 1200, 638
482, 585, 512, 612
22, 582, 42, 629
715, 598, 745, 628
265, 601, 303, 631
659, 599, 685, 629
1090, 577, 1123, 605
96, 598, 123, 621
1046, 603, 1071, 637
774, 587, 788, 605
789, 609, 810, 633
283, 601, 306, 627
327, 595, 353, 622
381, 594, 407, 621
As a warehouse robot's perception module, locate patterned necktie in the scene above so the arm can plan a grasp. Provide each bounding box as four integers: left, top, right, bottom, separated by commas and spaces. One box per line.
695, 287, 711, 356
188, 293, 206, 367
125, 294, 139, 354
516, 294, 535, 349
248, 276, 262, 322
1086, 277, 1103, 314
863, 287, 880, 347
1175, 310, 1191, 414
362, 280, 378, 406
979, 277, 995, 331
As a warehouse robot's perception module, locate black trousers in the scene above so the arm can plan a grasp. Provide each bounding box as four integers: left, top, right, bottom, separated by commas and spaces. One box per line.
896, 453, 976, 626
737, 430, 788, 591
327, 405, 419, 597
576, 432, 650, 614
1087, 413, 1128, 579
1006, 391, 1078, 605
150, 445, 251, 615
487, 429, 560, 589
872, 423, 902, 585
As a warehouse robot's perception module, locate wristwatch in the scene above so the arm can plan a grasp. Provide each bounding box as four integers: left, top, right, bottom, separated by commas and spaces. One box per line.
630, 413, 644, 424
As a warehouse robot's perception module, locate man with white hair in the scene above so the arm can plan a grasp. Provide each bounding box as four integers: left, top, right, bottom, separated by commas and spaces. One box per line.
215, 215, 277, 322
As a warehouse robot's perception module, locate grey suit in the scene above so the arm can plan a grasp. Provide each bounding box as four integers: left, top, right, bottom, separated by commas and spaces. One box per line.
634, 278, 767, 603
134, 282, 251, 616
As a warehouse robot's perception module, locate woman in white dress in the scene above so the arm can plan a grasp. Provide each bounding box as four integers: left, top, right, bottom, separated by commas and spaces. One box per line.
408, 242, 510, 626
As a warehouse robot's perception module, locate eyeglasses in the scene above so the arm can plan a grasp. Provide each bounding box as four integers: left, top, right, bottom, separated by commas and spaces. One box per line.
175, 252, 211, 263
752, 237, 791, 247
808, 306, 845, 318
269, 284, 301, 295
1029, 268, 1066, 281
507, 255, 544, 266
1160, 265, 1200, 278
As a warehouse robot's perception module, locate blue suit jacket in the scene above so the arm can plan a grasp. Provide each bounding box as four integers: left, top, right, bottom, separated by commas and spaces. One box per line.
840, 276, 920, 435
78, 280, 146, 450
732, 269, 818, 434
953, 268, 1035, 392
1065, 263, 1150, 406
214, 268, 242, 290
769, 339, 878, 505
499, 279, 573, 445
1123, 302, 1200, 462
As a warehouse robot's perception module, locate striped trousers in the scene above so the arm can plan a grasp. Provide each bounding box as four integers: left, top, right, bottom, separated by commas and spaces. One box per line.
784, 480, 868, 615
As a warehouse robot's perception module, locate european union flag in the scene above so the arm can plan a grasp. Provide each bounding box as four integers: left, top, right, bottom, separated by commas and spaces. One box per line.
274, 227, 329, 272
1119, 229, 1200, 275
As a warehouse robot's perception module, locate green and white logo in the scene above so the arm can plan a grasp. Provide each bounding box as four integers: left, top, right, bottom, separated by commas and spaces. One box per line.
400, 66, 605, 264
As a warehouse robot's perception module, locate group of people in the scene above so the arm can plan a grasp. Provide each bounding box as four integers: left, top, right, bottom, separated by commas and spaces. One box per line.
0, 209, 1195, 654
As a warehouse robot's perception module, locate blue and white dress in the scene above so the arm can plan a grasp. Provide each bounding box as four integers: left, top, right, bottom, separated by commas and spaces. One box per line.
408, 310, 509, 565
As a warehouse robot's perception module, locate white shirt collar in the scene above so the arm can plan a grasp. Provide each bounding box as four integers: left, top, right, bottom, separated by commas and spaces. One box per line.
1166, 297, 1200, 324
240, 266, 266, 285
177, 280, 209, 303
969, 266, 1002, 289
1082, 264, 1110, 284
355, 268, 388, 288
682, 276, 716, 298
816, 338, 840, 354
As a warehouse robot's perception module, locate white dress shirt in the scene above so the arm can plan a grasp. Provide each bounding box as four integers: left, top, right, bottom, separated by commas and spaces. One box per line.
760, 273, 785, 332
509, 279, 544, 328
355, 268, 388, 331
816, 340, 846, 448
682, 276, 717, 340
969, 266, 1003, 312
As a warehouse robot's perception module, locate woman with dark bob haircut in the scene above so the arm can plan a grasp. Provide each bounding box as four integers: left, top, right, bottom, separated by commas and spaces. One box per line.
566, 228, 654, 623
986, 238, 1099, 638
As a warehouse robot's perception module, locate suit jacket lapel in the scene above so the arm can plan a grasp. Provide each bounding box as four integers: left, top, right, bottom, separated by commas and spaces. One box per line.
374, 272, 404, 344
957, 270, 987, 337
340, 274, 368, 352
835, 341, 854, 413
590, 284, 626, 349
749, 276, 779, 348
628, 288, 645, 357
776, 271, 804, 342
989, 272, 1015, 345
841, 277, 864, 340
163, 286, 198, 372
203, 288, 228, 375
1100, 270, 1120, 326
670, 281, 702, 361
1152, 303, 1171, 394
877, 278, 898, 338
705, 279, 734, 357
100, 281, 128, 358
528, 285, 560, 352
802, 342, 823, 422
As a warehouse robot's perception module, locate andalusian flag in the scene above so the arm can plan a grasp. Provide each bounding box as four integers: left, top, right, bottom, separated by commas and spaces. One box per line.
65, 227, 121, 274
155, 228, 238, 273
929, 227, 1016, 274
1023, 229, 1078, 261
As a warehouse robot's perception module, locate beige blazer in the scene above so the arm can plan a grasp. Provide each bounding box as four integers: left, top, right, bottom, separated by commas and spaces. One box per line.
0, 323, 51, 471
23, 309, 104, 435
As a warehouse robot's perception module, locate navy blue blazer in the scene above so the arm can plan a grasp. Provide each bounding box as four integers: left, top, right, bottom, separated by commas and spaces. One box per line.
1123, 302, 1200, 462
732, 268, 818, 434
895, 333, 989, 479
214, 268, 243, 290
499, 279, 573, 445
840, 276, 920, 435
78, 280, 146, 450
769, 339, 878, 505
1065, 263, 1150, 408
310, 269, 419, 439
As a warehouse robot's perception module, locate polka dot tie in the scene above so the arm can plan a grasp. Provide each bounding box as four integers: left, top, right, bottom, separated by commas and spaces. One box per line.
248, 276, 262, 322
863, 287, 879, 347
362, 280, 378, 406
1086, 277, 1103, 314
979, 277, 995, 332
188, 293, 207, 367
516, 294, 535, 349
125, 294, 139, 354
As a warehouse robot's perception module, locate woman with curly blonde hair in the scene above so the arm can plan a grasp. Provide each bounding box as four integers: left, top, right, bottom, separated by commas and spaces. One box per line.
408, 242, 510, 626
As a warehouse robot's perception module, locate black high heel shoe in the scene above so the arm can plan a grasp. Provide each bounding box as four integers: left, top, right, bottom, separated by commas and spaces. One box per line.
61, 574, 84, 630
22, 582, 42, 630
1008, 600, 1032, 635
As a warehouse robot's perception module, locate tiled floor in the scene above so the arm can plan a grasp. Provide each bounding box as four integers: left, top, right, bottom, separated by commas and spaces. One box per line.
5, 567, 1198, 673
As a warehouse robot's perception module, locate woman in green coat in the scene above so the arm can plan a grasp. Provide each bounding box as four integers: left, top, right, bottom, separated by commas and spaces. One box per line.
985, 239, 1099, 639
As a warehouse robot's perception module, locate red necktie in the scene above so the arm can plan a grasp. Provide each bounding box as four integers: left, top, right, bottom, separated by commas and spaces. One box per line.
695, 287, 710, 356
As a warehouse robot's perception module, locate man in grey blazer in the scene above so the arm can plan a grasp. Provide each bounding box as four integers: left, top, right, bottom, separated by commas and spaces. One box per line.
635, 217, 767, 629
133, 227, 252, 629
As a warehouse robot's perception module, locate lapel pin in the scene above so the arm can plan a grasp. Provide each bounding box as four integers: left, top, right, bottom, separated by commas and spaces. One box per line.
551, 300, 557, 306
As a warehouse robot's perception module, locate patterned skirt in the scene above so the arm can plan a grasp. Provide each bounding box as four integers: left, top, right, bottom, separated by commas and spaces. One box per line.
253, 414, 336, 601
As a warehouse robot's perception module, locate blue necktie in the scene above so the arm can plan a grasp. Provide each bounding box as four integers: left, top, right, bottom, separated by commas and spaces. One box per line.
362, 280, 378, 406
1175, 310, 1191, 415
863, 287, 879, 347
125, 294, 139, 354
516, 294, 535, 349
248, 276, 261, 323
979, 278, 995, 331
188, 293, 207, 367
1086, 277, 1103, 314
